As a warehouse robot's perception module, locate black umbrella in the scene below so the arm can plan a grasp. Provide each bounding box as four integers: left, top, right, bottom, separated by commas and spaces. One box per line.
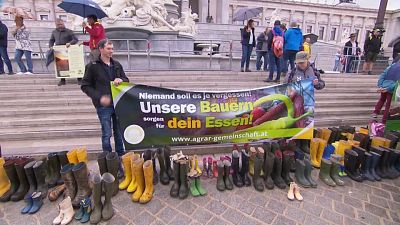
58, 0, 107, 19
303, 33, 319, 44
389, 36, 400, 48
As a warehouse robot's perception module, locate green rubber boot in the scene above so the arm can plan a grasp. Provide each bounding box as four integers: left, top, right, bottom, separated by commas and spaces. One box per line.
195, 177, 207, 196
319, 159, 336, 187
189, 179, 200, 197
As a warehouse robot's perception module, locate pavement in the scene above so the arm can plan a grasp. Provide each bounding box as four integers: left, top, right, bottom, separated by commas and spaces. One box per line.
0, 159, 399, 225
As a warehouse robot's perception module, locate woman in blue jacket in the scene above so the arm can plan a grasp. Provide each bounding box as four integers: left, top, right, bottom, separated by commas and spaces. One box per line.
371, 61, 399, 123
241, 19, 256, 72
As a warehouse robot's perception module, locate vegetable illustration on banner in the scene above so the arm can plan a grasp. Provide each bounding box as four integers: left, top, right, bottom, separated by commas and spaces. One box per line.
111, 80, 315, 149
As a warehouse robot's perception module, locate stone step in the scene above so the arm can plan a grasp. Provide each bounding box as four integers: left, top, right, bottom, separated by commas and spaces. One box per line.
0, 106, 95, 118
315, 107, 372, 117
0, 115, 99, 128
315, 100, 377, 108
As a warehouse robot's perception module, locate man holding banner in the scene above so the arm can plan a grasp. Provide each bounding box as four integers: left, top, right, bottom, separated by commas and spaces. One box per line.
81, 39, 129, 156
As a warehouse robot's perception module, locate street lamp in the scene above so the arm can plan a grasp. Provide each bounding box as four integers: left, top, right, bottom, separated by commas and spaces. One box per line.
206, 0, 213, 23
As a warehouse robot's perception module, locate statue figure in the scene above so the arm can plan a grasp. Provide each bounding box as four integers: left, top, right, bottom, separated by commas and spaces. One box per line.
269, 8, 281, 27
133, 0, 175, 30
341, 27, 350, 43
171, 7, 198, 35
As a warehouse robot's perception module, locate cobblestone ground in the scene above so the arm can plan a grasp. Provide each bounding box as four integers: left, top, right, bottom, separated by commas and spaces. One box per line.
0, 159, 399, 225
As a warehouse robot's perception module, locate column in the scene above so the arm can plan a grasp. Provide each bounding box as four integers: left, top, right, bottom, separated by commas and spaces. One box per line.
231, 5, 237, 24
338, 14, 344, 44
315, 12, 320, 35
289, 10, 295, 23
216, 0, 228, 24
261, 7, 267, 26
350, 16, 356, 34
360, 17, 366, 43
302, 11, 307, 31
326, 13, 332, 42
199, 0, 208, 23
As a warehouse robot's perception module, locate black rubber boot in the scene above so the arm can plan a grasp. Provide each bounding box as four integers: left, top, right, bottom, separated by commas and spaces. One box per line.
252, 156, 264, 192
370, 151, 382, 181
23, 161, 37, 199
384, 148, 400, 179
385, 133, 399, 149
57, 151, 69, 169
263, 142, 271, 153
60, 163, 77, 200
232, 150, 243, 188
151, 151, 159, 185
281, 151, 294, 185
90, 174, 102, 224
271, 142, 280, 153
300, 139, 310, 154
157, 148, 170, 185
11, 159, 30, 201
47, 153, 60, 188
33, 161, 48, 198
271, 151, 286, 189
170, 161, 180, 198
352, 146, 366, 180
216, 160, 225, 191
304, 156, 317, 187
344, 150, 363, 182
353, 133, 370, 150
295, 159, 311, 188
97, 152, 108, 176
164, 146, 174, 180
178, 161, 189, 199
106, 152, 120, 196
371, 146, 386, 178
240, 150, 251, 186
223, 160, 234, 190
71, 163, 91, 208
362, 152, 375, 181
377, 148, 391, 179
0, 160, 20, 202
264, 151, 275, 190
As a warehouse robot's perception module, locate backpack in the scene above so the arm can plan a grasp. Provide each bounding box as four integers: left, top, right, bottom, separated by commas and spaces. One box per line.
271, 30, 284, 58
287, 64, 321, 83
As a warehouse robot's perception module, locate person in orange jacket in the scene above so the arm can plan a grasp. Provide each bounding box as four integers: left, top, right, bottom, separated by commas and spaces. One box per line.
82, 14, 106, 61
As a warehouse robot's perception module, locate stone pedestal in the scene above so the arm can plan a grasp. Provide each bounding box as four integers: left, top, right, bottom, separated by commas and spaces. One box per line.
165, 3, 179, 22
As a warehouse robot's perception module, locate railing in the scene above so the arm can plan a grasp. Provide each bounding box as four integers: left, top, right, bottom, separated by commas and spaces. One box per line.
6, 38, 392, 74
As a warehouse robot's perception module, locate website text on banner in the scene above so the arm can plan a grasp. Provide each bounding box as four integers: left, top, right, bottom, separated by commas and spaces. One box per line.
386, 82, 400, 132
111, 80, 315, 149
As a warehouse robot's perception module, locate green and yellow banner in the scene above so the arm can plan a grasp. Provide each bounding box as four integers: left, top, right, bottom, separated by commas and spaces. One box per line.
111, 80, 315, 149
386, 81, 400, 132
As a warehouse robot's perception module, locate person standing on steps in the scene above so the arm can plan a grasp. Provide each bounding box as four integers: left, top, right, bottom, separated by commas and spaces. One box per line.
82, 15, 106, 62
49, 19, 79, 86
264, 20, 284, 83
0, 20, 14, 75
256, 27, 269, 71
363, 29, 382, 75
12, 16, 33, 75
303, 37, 311, 55
240, 19, 256, 72
81, 39, 129, 158
283, 21, 303, 76
344, 33, 360, 73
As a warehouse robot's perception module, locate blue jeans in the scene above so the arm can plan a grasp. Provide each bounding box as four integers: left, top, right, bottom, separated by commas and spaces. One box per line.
283, 50, 297, 73
345, 56, 355, 73
0, 46, 13, 73
241, 44, 253, 69
15, 49, 33, 73
268, 51, 281, 80
333, 60, 340, 71
256, 50, 268, 71
96, 107, 125, 156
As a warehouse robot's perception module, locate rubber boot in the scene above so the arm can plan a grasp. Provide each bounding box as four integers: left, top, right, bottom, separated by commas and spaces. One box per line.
195, 177, 207, 195
377, 148, 390, 179
371, 137, 387, 148
140, 160, 154, 204
61, 163, 77, 200
271, 151, 286, 189
240, 150, 251, 186
337, 140, 352, 158
74, 197, 86, 220
127, 154, 140, 193
170, 161, 180, 198
28, 192, 43, 214
252, 156, 264, 192
303, 156, 317, 187
151, 152, 159, 185
319, 159, 336, 186
119, 152, 134, 190
354, 133, 370, 149
321, 128, 332, 142
67, 149, 79, 165
310, 138, 320, 167
132, 158, 145, 202
299, 139, 310, 154
76, 148, 88, 164
370, 151, 382, 181
322, 144, 335, 160
97, 152, 108, 176
33, 161, 48, 198
21, 194, 33, 214
71, 163, 91, 208
0, 158, 10, 198
47, 153, 61, 188
249, 147, 257, 176
271, 142, 280, 153
385, 133, 399, 148
105, 152, 120, 196
216, 160, 225, 191
353, 146, 366, 180
317, 139, 327, 168
48, 184, 66, 202
89, 174, 102, 224
361, 152, 375, 181
157, 148, 170, 185
263, 142, 271, 153
190, 178, 200, 197
179, 161, 189, 199
330, 158, 345, 186
79, 197, 91, 223
223, 160, 234, 190
295, 159, 311, 188
264, 151, 275, 190
231, 150, 243, 188
389, 150, 400, 178
11, 159, 30, 201
344, 150, 363, 182
23, 161, 37, 199
381, 147, 400, 178
164, 146, 174, 180
295, 149, 305, 160
56, 151, 69, 169
282, 151, 294, 186
53, 196, 74, 225
0, 160, 19, 202
102, 173, 115, 221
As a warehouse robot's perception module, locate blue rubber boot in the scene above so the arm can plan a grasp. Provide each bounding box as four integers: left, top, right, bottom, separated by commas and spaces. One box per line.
21, 195, 33, 214
28, 192, 43, 214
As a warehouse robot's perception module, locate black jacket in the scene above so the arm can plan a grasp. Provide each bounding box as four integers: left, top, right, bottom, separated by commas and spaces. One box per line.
241, 27, 256, 47
0, 22, 8, 47
364, 35, 381, 53
81, 58, 129, 108
344, 41, 360, 56
49, 28, 78, 47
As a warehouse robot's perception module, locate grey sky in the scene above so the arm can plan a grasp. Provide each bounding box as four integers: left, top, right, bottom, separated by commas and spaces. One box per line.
294, 0, 400, 10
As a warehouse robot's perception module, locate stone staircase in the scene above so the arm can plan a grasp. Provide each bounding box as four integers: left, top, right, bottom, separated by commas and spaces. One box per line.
0, 71, 380, 156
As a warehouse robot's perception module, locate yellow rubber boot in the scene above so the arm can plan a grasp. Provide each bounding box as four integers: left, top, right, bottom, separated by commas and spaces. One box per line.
321, 128, 332, 143
0, 158, 11, 197
127, 154, 140, 193
371, 137, 386, 148
336, 140, 352, 157
139, 160, 154, 204
316, 128, 323, 139
316, 139, 327, 168
67, 148, 79, 164
194, 155, 202, 175
310, 138, 320, 167
76, 147, 88, 164
348, 140, 360, 147
132, 158, 145, 202
359, 127, 369, 135
383, 138, 391, 148
119, 152, 134, 190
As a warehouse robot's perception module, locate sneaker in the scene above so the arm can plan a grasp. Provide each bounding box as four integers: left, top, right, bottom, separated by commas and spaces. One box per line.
77, 78, 82, 85
274, 79, 280, 83
24, 72, 33, 75
0, 72, 5, 75
371, 113, 378, 118
245, 69, 252, 72
240, 68, 244, 72
8, 72, 15, 75
263, 79, 273, 82
368, 71, 372, 75
57, 79, 66, 86
16, 72, 24, 75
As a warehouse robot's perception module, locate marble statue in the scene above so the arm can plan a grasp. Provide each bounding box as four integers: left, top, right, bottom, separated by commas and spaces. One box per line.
170, 7, 198, 35
341, 27, 350, 43
269, 8, 281, 27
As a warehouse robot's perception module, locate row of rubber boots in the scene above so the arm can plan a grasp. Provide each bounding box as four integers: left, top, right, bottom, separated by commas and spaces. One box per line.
117, 152, 154, 203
